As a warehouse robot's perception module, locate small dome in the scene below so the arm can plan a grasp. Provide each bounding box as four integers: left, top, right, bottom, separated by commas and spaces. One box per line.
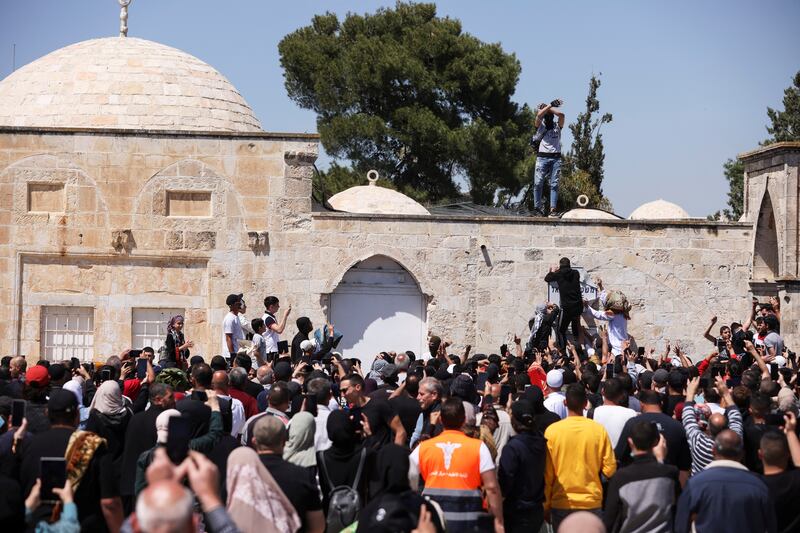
561, 208, 621, 220
328, 174, 430, 216
629, 199, 690, 220
0, 37, 261, 132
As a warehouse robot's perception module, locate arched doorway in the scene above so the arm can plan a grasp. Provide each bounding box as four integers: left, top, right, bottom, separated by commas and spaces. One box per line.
753, 191, 779, 281
330, 255, 427, 371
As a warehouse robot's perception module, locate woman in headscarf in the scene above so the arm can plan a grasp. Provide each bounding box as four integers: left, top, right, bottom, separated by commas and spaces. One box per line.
283, 411, 316, 471
226, 447, 301, 533
162, 314, 193, 369
318, 410, 375, 513
85, 380, 132, 460
524, 384, 560, 434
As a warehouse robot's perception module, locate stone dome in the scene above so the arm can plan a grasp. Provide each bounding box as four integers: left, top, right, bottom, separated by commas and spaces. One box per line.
561, 208, 621, 220
328, 174, 430, 216
0, 37, 261, 132
629, 199, 690, 220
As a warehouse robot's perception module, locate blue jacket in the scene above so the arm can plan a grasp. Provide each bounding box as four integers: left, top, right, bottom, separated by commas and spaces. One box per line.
675, 460, 776, 533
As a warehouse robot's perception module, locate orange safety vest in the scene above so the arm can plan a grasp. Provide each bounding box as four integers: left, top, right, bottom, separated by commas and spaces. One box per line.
418, 429, 485, 529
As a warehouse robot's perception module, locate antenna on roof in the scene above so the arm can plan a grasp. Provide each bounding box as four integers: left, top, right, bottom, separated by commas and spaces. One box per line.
118, 0, 132, 37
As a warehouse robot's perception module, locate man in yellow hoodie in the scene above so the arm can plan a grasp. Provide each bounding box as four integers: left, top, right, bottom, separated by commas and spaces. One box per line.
544, 383, 616, 530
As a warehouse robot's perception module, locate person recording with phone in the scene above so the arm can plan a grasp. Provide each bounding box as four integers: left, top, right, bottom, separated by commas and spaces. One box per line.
531, 99, 565, 217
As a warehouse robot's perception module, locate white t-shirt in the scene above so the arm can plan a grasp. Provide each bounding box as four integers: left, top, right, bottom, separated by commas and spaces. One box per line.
543, 391, 568, 419
251, 333, 266, 367
409, 438, 495, 474
262, 312, 280, 353
592, 405, 637, 448
222, 311, 244, 356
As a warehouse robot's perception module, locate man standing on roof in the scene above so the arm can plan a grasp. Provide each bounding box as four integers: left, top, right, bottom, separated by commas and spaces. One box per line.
531, 99, 565, 217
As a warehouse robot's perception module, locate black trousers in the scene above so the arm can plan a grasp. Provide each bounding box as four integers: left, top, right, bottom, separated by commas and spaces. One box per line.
504, 505, 544, 533
558, 306, 581, 349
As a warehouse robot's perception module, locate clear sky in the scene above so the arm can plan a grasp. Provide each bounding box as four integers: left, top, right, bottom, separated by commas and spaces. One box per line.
1, 0, 798, 216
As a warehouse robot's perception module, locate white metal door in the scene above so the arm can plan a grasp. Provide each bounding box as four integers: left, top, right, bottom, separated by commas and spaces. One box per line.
330, 256, 426, 372
131, 308, 184, 351
40, 306, 95, 361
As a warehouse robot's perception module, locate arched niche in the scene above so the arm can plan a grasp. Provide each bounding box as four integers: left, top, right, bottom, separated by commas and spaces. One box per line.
329, 255, 427, 371
753, 190, 780, 281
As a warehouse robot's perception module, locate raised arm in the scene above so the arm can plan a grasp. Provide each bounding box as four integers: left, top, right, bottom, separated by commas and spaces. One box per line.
703, 315, 718, 344
784, 412, 800, 467
742, 299, 757, 332
744, 340, 770, 380
550, 107, 565, 128
535, 104, 552, 127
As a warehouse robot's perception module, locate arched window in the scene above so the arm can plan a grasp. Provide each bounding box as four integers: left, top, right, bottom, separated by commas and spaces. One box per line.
753, 191, 779, 281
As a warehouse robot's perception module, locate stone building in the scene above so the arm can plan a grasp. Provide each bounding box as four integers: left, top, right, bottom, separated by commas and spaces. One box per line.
0, 34, 796, 368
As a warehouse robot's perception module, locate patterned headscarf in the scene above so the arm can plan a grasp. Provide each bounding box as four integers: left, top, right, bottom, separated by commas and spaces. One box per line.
226, 447, 301, 533
167, 314, 185, 334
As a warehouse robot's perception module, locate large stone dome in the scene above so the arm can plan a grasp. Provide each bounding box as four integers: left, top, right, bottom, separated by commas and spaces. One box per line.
629, 199, 690, 220
0, 37, 262, 132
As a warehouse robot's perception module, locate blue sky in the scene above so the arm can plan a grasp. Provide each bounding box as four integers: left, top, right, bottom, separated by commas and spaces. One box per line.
1, 0, 798, 216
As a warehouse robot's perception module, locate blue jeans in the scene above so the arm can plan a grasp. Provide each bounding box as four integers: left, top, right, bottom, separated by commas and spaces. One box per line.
533, 156, 561, 212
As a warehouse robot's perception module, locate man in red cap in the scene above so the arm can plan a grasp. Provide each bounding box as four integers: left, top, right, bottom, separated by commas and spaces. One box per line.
22, 364, 51, 434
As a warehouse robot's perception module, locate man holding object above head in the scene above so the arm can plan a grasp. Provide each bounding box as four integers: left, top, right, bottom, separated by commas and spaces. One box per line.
531, 99, 565, 217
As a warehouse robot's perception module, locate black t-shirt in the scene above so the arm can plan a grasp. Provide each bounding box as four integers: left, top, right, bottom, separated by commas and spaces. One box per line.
615, 412, 692, 471
20, 427, 118, 532
662, 394, 684, 417
362, 398, 396, 449
389, 394, 421, 442
763, 469, 800, 533
743, 420, 770, 473
259, 454, 321, 530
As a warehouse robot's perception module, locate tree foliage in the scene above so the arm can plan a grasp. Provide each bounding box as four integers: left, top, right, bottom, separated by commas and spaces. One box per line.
766, 70, 800, 143
279, 2, 535, 205
714, 70, 800, 220
568, 75, 613, 196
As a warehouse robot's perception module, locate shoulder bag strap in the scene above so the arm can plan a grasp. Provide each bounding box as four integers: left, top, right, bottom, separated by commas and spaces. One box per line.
351, 447, 367, 490
317, 450, 336, 492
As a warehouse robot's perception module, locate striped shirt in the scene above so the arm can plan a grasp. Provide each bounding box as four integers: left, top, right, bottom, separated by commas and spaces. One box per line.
681, 402, 743, 475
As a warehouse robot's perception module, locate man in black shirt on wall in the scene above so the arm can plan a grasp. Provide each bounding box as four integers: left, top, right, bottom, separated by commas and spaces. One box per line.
544, 257, 583, 350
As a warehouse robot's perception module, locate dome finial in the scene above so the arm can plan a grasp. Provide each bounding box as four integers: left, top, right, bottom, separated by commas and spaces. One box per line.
367, 169, 379, 187
118, 0, 132, 37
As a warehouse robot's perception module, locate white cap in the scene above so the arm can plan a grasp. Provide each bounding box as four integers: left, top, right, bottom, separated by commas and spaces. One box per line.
546, 369, 564, 389
300, 340, 315, 352
775, 356, 787, 368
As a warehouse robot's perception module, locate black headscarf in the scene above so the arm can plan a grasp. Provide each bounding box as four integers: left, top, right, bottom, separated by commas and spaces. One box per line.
327, 410, 358, 452
296, 316, 313, 336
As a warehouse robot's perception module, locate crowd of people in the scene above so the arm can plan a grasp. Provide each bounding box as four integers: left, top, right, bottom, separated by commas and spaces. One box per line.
0, 263, 795, 533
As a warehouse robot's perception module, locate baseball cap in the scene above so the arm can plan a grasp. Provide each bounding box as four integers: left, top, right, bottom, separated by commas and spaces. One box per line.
511, 399, 536, 425
546, 369, 564, 389
48, 388, 77, 414
775, 356, 787, 368
300, 340, 315, 352
225, 293, 243, 306
26, 365, 51, 387
652, 368, 669, 385
48, 363, 66, 382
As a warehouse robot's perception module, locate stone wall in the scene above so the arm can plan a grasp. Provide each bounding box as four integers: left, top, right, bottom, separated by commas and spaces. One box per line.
0, 127, 773, 362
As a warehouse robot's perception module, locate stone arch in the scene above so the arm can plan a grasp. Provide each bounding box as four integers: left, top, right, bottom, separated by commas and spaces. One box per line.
752, 189, 780, 281
1, 153, 111, 229
131, 158, 248, 250
328, 254, 428, 368
320, 245, 435, 299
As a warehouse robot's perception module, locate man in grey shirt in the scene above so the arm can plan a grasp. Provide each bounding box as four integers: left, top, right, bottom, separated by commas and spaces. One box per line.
531, 99, 565, 216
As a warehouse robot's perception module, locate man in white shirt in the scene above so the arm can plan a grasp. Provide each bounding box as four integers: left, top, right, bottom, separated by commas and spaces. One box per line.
592, 377, 637, 448
211, 370, 245, 437
543, 369, 568, 419
307, 377, 335, 451
584, 287, 629, 355
262, 295, 291, 358
222, 293, 244, 362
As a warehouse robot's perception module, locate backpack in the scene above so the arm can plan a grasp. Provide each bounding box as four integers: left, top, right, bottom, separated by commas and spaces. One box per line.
317, 447, 367, 532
